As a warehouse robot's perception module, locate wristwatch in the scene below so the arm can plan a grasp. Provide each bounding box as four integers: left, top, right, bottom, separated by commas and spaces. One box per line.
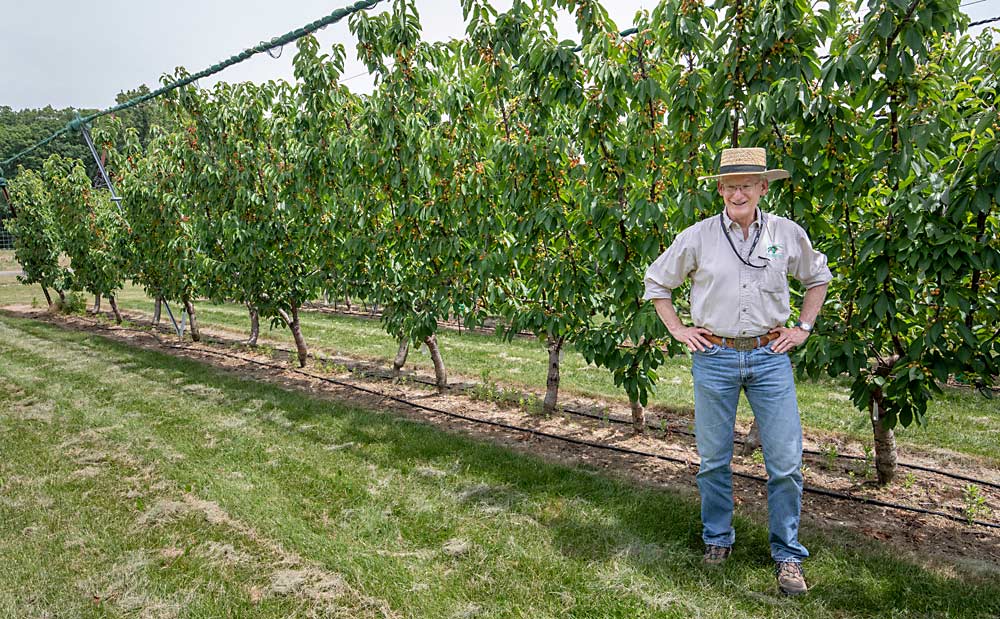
795, 320, 813, 333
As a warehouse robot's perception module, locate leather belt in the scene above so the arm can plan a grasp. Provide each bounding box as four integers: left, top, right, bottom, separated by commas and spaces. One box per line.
705, 332, 779, 351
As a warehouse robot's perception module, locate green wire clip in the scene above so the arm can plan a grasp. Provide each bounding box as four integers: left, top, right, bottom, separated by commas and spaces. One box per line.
67, 113, 85, 132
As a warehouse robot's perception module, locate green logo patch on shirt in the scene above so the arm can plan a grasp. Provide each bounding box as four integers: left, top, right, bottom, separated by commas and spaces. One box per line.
766, 244, 784, 258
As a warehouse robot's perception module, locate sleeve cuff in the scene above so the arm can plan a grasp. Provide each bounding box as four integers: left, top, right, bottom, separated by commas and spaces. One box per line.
642, 280, 673, 300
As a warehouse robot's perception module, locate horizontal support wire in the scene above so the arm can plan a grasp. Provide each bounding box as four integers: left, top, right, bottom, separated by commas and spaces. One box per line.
1, 15, 642, 175
7, 5, 991, 175
1, 0, 387, 171
970, 15, 1000, 26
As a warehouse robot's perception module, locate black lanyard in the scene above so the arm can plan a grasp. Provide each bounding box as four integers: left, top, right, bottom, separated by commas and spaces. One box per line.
719, 212, 769, 269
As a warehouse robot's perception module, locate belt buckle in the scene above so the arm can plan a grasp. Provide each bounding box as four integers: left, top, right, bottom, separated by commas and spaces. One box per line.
734, 337, 755, 351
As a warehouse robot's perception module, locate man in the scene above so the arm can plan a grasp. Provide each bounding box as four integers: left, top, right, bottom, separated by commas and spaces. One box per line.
644, 147, 831, 596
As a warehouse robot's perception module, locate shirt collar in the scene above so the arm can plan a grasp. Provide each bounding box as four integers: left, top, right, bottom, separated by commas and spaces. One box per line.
722, 207, 763, 232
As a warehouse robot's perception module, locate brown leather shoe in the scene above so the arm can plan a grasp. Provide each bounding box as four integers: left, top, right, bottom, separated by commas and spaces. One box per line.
702, 545, 732, 566
775, 561, 808, 596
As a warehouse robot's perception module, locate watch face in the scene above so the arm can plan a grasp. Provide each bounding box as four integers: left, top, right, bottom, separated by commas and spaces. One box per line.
799, 322, 812, 332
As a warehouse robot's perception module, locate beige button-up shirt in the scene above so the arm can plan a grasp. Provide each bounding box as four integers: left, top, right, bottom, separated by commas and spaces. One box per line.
643, 209, 832, 337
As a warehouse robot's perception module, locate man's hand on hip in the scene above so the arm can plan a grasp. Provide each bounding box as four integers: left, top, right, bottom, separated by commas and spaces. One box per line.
670, 325, 715, 352
768, 326, 809, 353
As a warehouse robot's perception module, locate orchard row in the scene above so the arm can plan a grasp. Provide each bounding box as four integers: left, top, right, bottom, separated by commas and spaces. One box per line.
5, 0, 998, 482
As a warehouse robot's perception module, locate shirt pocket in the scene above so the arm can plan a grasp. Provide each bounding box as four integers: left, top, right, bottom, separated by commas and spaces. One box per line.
760, 257, 788, 293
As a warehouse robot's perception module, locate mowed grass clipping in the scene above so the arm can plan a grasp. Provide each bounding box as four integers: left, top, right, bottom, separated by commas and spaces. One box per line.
1, 313, 998, 618
2, 275, 996, 463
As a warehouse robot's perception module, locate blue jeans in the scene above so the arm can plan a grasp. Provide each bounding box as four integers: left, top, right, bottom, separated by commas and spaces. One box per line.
691, 343, 808, 563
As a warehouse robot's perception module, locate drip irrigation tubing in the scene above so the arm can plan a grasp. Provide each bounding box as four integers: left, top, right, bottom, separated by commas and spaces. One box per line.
275, 337, 1000, 491
556, 405, 1000, 492
154, 342, 999, 530
52, 307, 1000, 494
98, 308, 1000, 493
54, 310, 995, 531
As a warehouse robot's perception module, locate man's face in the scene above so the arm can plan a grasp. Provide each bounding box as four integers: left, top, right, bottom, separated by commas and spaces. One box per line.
718, 174, 768, 221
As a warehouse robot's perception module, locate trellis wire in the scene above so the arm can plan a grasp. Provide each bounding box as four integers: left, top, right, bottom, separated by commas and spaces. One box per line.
0, 0, 387, 172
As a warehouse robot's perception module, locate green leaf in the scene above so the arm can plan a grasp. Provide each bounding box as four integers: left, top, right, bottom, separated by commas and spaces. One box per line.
874, 293, 890, 318
927, 320, 944, 344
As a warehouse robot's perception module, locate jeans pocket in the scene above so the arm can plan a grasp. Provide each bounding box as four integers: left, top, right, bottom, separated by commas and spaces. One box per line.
762, 343, 785, 355
696, 344, 722, 356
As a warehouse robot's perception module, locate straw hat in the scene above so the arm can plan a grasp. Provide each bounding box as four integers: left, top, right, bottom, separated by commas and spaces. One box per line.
697, 147, 790, 182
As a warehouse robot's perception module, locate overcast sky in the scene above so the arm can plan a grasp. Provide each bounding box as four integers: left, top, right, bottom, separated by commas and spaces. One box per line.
0, 0, 654, 111
2, 0, 996, 111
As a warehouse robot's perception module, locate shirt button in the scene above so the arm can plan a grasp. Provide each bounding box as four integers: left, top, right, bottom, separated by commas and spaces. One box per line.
742, 284, 747, 288
742, 308, 747, 312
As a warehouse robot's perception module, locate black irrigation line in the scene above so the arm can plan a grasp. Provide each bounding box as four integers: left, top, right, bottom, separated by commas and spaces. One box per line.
67, 310, 1000, 493
169, 344, 1000, 529
556, 405, 1000, 492
27, 310, 999, 528
109, 309, 1000, 493
302, 345, 1000, 492
87, 328, 989, 530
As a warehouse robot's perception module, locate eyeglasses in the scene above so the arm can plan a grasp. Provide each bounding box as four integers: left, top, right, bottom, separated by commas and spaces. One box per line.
720, 182, 761, 195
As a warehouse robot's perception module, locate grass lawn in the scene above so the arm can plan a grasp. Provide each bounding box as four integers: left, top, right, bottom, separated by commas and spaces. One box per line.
1, 312, 997, 618
0, 249, 20, 271
1, 275, 998, 463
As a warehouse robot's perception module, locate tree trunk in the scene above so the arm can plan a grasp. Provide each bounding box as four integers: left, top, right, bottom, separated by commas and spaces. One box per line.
41, 286, 53, 309
107, 295, 123, 324
92, 294, 101, 314
870, 358, 899, 485
345, 295, 352, 311
741, 418, 762, 455
630, 397, 645, 433
152, 297, 162, 325
392, 338, 410, 378
870, 390, 897, 485
184, 298, 201, 342
279, 305, 308, 368
543, 335, 564, 415
57, 289, 66, 304
247, 304, 260, 345
424, 334, 447, 393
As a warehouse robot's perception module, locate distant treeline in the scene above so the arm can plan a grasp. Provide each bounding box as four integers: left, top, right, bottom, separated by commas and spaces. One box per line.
1, 85, 168, 184
1, 105, 99, 181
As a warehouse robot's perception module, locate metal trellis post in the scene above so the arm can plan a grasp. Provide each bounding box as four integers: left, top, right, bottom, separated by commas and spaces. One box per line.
78, 119, 124, 214
161, 298, 186, 339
